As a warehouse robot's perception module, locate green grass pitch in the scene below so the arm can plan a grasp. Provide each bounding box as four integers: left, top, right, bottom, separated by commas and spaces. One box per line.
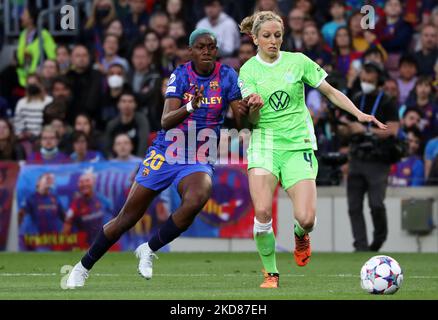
0, 252, 437, 300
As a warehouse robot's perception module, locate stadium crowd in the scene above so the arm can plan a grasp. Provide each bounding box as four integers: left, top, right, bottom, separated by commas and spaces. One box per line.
0, 0, 438, 186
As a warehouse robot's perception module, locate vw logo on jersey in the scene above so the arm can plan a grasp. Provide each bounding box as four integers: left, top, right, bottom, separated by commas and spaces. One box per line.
269, 90, 290, 111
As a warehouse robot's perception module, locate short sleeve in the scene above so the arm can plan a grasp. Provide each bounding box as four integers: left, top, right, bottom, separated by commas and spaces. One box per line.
238, 64, 257, 99
165, 67, 187, 99
225, 67, 242, 102
300, 53, 328, 88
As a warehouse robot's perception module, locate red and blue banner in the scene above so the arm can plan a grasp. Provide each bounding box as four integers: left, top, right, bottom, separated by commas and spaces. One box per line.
15, 162, 277, 251
0, 162, 20, 251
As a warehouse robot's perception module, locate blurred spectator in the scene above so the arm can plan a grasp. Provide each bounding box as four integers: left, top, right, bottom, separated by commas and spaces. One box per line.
348, 11, 387, 59
282, 8, 305, 52
39, 60, 60, 94
149, 11, 170, 38
302, 23, 331, 66
424, 136, 438, 179
404, 76, 438, 141
389, 128, 425, 187
398, 107, 422, 139
169, 19, 188, 40
165, 0, 185, 21
99, 63, 131, 130
321, 0, 346, 48
293, 0, 325, 26
14, 74, 53, 141
160, 36, 179, 75
254, 0, 281, 15
66, 45, 104, 122
0, 118, 26, 161
110, 132, 142, 162
71, 113, 104, 153
70, 130, 105, 163
196, 0, 240, 57
27, 125, 69, 164
43, 76, 73, 124
396, 54, 418, 105
123, 0, 150, 40
375, 0, 414, 54
104, 92, 150, 157
431, 6, 438, 29
56, 45, 71, 75
143, 29, 163, 71
332, 26, 362, 77
413, 24, 438, 77
96, 34, 130, 73
128, 45, 161, 113
383, 78, 400, 104
48, 117, 70, 154
80, 0, 117, 62
114, 0, 131, 20
105, 19, 130, 60
16, 4, 57, 87
63, 171, 113, 246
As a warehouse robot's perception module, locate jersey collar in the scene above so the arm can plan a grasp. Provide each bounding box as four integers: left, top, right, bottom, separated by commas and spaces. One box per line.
256, 51, 282, 67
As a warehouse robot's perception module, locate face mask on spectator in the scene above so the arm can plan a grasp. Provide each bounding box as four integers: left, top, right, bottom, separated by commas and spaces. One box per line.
41, 146, 59, 157
96, 8, 110, 20
27, 84, 41, 96
108, 75, 124, 88
360, 81, 376, 94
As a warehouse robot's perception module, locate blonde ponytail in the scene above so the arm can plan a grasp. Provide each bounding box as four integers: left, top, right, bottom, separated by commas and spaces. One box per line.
239, 11, 284, 37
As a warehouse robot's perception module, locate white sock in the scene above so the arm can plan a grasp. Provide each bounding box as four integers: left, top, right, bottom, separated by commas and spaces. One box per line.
253, 217, 273, 235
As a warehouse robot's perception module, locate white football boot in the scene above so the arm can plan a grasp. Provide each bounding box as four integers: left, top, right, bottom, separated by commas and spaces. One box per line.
135, 243, 158, 280
66, 262, 89, 289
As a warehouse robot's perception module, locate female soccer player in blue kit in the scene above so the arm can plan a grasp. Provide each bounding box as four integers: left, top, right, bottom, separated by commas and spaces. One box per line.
66, 29, 243, 288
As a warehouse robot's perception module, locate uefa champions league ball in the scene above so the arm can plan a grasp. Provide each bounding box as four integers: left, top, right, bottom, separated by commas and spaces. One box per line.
360, 255, 403, 295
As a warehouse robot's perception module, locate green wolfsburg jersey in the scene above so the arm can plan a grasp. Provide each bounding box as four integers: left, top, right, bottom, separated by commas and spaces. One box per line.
239, 51, 327, 151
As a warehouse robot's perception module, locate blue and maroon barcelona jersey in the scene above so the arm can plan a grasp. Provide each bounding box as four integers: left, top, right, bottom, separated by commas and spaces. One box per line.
23, 192, 64, 233
65, 193, 112, 245
152, 61, 241, 162
389, 155, 425, 187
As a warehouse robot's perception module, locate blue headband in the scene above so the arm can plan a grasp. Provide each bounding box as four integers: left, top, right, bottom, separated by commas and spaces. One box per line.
189, 28, 217, 47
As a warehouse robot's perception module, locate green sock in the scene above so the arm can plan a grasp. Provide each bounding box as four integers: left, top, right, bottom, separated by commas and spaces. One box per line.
294, 221, 306, 238
254, 230, 278, 274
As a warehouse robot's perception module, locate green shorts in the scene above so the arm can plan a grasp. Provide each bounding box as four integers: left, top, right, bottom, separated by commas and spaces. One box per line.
247, 148, 318, 190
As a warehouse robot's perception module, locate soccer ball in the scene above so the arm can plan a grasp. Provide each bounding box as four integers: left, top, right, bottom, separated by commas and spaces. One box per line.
360, 255, 403, 294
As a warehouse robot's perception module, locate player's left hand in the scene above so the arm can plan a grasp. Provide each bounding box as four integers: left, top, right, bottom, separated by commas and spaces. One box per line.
356, 112, 387, 130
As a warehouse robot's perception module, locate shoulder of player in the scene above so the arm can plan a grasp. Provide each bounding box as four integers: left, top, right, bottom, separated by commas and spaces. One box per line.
171, 63, 190, 77
239, 56, 258, 72
281, 51, 308, 62
218, 63, 238, 76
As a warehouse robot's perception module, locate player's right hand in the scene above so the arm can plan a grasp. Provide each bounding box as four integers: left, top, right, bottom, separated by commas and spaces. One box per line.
192, 85, 204, 109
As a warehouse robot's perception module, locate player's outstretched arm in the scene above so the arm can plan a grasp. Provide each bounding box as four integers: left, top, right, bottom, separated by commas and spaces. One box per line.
317, 80, 388, 130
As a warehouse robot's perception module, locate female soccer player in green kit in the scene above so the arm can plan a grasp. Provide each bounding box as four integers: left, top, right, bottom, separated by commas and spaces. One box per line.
238, 11, 388, 288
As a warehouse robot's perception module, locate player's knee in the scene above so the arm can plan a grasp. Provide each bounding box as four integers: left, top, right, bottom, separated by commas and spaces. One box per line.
182, 190, 210, 212
254, 207, 272, 222
297, 211, 316, 231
